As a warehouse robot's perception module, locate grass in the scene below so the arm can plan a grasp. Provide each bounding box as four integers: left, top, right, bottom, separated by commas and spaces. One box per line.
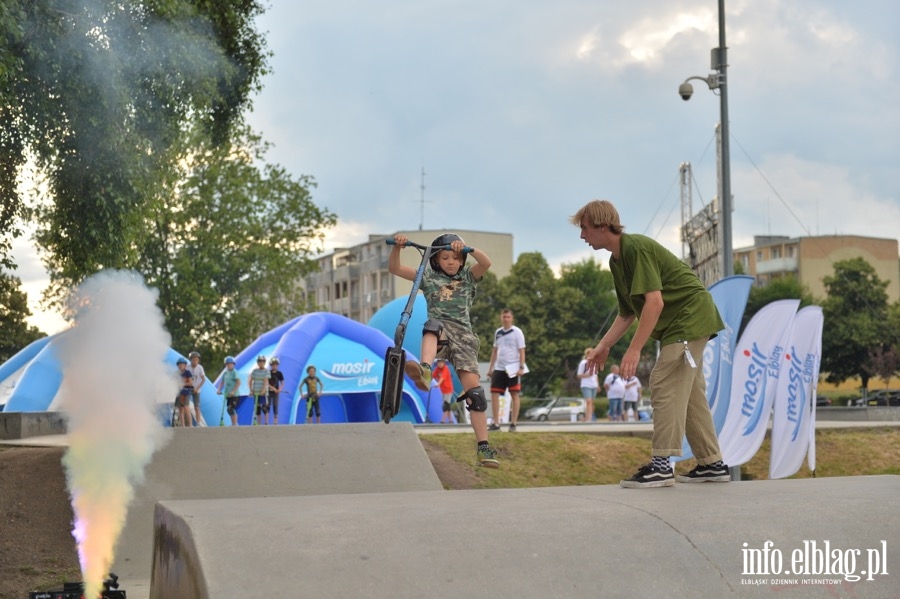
424, 427, 900, 489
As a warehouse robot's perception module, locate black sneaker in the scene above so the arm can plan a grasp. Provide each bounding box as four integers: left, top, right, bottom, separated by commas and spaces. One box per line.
477, 445, 499, 468
620, 463, 675, 488
676, 463, 731, 483
508, 423, 517, 432
488, 423, 501, 431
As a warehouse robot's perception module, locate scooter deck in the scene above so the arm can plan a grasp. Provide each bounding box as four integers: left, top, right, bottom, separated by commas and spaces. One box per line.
380, 346, 406, 423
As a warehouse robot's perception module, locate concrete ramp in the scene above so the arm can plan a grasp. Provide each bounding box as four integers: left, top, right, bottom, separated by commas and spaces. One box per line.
150, 476, 899, 599
114, 423, 441, 584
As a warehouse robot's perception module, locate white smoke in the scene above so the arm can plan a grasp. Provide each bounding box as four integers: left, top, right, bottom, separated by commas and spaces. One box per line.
58, 270, 172, 598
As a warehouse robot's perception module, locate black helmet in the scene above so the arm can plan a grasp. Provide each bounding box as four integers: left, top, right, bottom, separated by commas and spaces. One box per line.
429, 233, 466, 275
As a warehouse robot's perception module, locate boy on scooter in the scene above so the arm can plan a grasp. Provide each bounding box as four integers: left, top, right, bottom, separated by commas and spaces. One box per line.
389, 233, 499, 468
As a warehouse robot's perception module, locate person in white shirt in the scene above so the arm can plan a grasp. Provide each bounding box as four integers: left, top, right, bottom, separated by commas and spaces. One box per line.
604, 364, 626, 422
623, 375, 642, 421
487, 309, 526, 432
576, 347, 599, 421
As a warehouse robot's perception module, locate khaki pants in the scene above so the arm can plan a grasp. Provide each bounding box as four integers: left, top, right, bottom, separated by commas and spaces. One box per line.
649, 338, 722, 465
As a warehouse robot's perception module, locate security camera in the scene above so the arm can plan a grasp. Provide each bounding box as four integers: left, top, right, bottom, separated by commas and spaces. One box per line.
678, 82, 693, 101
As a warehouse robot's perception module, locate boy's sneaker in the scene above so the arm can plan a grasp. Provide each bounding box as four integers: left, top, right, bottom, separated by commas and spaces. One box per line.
676, 463, 731, 483
620, 463, 675, 488
404, 361, 432, 391
508, 423, 517, 432
477, 445, 500, 468
488, 423, 501, 431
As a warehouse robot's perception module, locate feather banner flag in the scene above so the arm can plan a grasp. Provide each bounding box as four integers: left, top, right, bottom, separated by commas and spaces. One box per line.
718, 299, 800, 467
769, 306, 823, 479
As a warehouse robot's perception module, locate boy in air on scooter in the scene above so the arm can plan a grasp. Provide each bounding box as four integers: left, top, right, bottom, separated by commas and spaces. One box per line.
389, 233, 499, 468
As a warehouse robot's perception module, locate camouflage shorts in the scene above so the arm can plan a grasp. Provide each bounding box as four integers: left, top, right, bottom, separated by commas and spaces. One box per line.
435, 320, 480, 376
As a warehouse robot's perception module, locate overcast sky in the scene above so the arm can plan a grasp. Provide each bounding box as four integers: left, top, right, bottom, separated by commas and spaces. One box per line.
13, 0, 900, 333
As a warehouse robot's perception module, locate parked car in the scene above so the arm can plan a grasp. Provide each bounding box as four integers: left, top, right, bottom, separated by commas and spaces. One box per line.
864, 390, 900, 407
816, 397, 832, 407
525, 397, 587, 422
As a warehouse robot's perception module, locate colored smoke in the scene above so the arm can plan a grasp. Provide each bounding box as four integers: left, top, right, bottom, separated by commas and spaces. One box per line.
58, 271, 172, 598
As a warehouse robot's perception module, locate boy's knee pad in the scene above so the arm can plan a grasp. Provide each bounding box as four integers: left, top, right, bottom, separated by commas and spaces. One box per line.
422, 318, 443, 338
460, 386, 487, 412
226, 405, 236, 416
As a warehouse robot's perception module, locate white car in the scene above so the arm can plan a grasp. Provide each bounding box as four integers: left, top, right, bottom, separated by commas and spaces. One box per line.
525, 397, 587, 422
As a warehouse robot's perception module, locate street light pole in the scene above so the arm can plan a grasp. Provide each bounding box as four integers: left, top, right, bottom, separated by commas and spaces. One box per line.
679, 0, 733, 279
716, 0, 734, 277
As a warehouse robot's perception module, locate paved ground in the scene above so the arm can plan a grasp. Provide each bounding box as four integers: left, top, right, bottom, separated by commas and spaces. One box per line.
5, 421, 899, 599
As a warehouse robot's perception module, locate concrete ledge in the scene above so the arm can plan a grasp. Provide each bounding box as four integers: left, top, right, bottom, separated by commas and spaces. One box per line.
150, 475, 899, 599
114, 423, 442, 583
817, 406, 900, 422
0, 411, 66, 440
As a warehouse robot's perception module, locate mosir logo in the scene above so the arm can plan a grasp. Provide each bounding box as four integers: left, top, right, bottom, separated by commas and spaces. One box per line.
784, 347, 816, 441
740, 342, 783, 435
325, 360, 378, 387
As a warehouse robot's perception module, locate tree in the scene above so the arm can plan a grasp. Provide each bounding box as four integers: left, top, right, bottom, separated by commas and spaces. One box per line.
820, 258, 890, 391
136, 125, 336, 365
2, 0, 269, 297
740, 275, 815, 337
0, 272, 45, 362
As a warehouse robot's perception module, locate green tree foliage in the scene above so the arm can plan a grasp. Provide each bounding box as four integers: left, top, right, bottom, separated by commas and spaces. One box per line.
740, 275, 815, 337
136, 125, 336, 365
820, 258, 890, 390
0, 273, 45, 362
1, 0, 269, 295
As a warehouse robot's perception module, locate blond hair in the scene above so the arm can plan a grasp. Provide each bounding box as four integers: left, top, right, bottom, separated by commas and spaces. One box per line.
570, 199, 624, 235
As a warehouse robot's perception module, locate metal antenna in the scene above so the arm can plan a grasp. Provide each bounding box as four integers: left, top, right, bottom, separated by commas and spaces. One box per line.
418, 166, 426, 230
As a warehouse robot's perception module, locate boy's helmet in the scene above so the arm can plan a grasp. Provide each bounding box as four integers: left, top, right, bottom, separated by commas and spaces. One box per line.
189, 351, 200, 359
257, 355, 266, 362
224, 356, 236, 365
176, 357, 188, 365
429, 233, 466, 275
270, 357, 280, 365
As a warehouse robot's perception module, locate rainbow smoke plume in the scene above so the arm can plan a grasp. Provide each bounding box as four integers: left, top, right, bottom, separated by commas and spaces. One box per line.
58, 271, 172, 598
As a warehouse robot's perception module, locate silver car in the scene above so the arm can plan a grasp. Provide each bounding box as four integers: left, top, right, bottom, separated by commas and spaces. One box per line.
525, 397, 587, 422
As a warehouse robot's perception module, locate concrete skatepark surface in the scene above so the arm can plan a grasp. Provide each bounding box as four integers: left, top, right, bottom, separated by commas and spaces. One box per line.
5, 422, 899, 598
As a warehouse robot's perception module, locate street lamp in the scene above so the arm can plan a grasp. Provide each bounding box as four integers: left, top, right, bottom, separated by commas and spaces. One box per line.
679, 0, 733, 279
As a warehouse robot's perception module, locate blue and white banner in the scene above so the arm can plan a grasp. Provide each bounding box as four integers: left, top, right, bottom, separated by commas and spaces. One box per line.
769, 306, 823, 479
719, 299, 800, 466
675, 275, 754, 461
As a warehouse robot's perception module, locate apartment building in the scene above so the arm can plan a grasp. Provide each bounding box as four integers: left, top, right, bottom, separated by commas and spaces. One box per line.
305, 229, 514, 322
734, 235, 900, 302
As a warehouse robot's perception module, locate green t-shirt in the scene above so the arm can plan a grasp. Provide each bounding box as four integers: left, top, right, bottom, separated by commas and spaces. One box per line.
420, 266, 479, 329
221, 369, 239, 397
609, 233, 724, 345
249, 367, 269, 395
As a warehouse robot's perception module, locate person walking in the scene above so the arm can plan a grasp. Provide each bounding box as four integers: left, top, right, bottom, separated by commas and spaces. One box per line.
487, 308, 526, 432
576, 348, 599, 421
389, 232, 499, 468
604, 364, 626, 422
571, 199, 730, 488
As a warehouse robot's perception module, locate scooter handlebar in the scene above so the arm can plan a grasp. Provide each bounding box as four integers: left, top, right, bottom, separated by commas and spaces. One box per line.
385, 239, 474, 253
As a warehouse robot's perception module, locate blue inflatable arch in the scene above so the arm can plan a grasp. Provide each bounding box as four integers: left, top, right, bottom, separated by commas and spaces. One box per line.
222, 312, 439, 425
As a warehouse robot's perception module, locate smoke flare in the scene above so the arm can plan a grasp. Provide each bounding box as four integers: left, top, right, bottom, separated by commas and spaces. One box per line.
58, 271, 172, 598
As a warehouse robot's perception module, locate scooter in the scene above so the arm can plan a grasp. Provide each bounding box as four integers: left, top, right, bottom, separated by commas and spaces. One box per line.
379, 239, 471, 423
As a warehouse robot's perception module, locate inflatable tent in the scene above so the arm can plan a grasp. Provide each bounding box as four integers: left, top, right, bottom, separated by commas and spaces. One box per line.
220, 312, 441, 425
0, 332, 222, 426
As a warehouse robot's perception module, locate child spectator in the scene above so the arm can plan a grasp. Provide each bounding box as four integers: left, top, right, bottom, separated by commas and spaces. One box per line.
188, 351, 207, 426
267, 357, 284, 425
176, 357, 194, 427
389, 232, 499, 467
301, 365, 324, 423
248, 355, 270, 425
433, 358, 455, 423
216, 356, 241, 426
